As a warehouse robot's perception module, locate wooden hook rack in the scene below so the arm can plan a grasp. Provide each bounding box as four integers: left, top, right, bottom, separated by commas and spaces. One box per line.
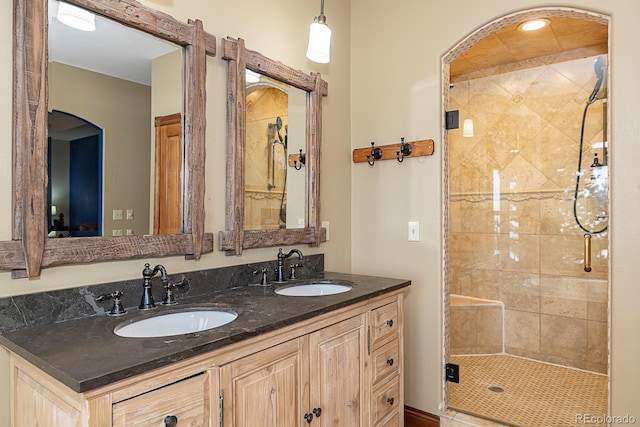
352, 139, 434, 164
287, 151, 306, 168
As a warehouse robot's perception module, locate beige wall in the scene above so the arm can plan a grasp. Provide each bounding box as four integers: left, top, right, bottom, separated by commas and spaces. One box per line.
351, 0, 640, 419
0, 0, 351, 424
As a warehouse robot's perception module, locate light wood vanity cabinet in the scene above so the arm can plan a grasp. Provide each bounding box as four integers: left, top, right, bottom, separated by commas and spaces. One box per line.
368, 301, 403, 426
10, 292, 404, 427
220, 337, 306, 426
112, 373, 210, 426
221, 315, 364, 426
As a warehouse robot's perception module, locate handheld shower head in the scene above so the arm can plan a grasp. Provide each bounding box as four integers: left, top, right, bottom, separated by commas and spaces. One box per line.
275, 116, 284, 143
588, 56, 607, 103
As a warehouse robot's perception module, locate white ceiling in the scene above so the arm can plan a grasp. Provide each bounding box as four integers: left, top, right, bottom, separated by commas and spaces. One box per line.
48, 0, 180, 85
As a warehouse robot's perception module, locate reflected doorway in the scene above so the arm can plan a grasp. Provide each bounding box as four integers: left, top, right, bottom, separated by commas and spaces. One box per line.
48, 110, 103, 237
154, 113, 183, 234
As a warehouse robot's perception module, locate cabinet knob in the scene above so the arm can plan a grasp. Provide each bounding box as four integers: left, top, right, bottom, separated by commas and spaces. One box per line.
386, 358, 394, 366
304, 413, 314, 423
164, 415, 178, 427
313, 407, 322, 417
386, 319, 394, 327
387, 397, 395, 405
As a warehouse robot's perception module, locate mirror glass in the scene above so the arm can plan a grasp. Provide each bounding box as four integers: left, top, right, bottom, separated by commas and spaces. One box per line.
47, 0, 183, 238
244, 72, 306, 230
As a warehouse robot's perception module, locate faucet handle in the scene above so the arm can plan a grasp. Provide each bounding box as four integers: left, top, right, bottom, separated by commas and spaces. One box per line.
253, 268, 269, 286
289, 263, 303, 280
161, 278, 187, 305
96, 291, 127, 316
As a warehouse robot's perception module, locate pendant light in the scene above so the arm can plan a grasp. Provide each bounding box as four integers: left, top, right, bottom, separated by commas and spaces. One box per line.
57, 1, 96, 32
306, 0, 331, 64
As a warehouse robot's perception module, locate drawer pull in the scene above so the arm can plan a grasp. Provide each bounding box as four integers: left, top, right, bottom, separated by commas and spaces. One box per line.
304, 413, 314, 423
386, 319, 394, 327
313, 407, 322, 417
386, 358, 394, 366
164, 415, 178, 427
387, 397, 395, 405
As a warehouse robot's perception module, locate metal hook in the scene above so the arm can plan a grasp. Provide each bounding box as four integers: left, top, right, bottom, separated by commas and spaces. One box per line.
367, 142, 383, 166
396, 137, 412, 163
294, 149, 306, 170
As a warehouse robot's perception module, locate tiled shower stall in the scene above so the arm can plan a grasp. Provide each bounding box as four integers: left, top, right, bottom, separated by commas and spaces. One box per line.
448, 55, 608, 374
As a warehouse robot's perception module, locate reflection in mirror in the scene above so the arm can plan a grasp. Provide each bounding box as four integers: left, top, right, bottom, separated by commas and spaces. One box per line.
7, 0, 215, 277
220, 38, 328, 255
47, 0, 183, 238
48, 110, 102, 237
244, 74, 306, 230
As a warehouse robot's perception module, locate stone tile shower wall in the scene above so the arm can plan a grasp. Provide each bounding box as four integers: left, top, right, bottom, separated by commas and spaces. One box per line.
449, 56, 608, 374
245, 87, 289, 230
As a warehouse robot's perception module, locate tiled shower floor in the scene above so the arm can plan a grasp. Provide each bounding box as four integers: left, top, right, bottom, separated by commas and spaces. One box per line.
449, 354, 608, 427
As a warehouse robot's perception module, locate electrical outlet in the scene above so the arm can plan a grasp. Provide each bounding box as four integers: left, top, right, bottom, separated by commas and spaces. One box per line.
126, 209, 134, 220
112, 209, 123, 220
446, 363, 460, 383
112, 229, 123, 236
408, 221, 420, 241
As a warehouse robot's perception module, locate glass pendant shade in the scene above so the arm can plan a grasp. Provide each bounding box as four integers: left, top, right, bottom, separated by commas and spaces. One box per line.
245, 69, 260, 83
57, 2, 96, 32
306, 22, 331, 64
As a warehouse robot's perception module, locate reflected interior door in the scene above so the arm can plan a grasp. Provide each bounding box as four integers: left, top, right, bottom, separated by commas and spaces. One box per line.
154, 113, 183, 234
69, 134, 102, 237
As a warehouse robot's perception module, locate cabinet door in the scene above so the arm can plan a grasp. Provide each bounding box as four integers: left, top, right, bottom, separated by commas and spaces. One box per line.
220, 338, 308, 427
309, 315, 365, 426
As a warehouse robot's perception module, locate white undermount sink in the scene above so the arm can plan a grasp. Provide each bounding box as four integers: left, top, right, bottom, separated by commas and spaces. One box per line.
114, 309, 237, 338
275, 281, 353, 297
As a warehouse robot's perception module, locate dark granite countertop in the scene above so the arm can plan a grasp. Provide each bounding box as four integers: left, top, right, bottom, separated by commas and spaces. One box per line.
0, 272, 409, 393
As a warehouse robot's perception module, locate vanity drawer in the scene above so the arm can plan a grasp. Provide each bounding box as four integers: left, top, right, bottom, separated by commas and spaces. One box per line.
112, 373, 210, 427
371, 375, 400, 426
376, 410, 400, 427
372, 338, 400, 386
370, 301, 399, 348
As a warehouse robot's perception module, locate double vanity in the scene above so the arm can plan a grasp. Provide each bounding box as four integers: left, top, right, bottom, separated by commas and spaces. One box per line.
4, 0, 408, 424
1, 263, 409, 426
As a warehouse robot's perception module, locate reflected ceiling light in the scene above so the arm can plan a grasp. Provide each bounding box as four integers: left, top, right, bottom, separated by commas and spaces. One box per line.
306, 0, 331, 64
245, 69, 260, 83
518, 19, 549, 32
463, 119, 474, 138
57, 2, 96, 32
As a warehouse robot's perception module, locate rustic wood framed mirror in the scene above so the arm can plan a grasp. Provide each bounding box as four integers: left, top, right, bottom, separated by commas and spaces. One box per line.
219, 38, 328, 255
4, 0, 216, 278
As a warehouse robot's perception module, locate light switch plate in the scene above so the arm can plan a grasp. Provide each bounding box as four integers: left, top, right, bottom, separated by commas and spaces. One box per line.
126, 209, 134, 220
322, 221, 330, 241
408, 221, 420, 241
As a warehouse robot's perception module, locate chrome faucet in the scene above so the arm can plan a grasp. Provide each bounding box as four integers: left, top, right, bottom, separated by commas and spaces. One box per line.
139, 263, 170, 310
275, 248, 304, 283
